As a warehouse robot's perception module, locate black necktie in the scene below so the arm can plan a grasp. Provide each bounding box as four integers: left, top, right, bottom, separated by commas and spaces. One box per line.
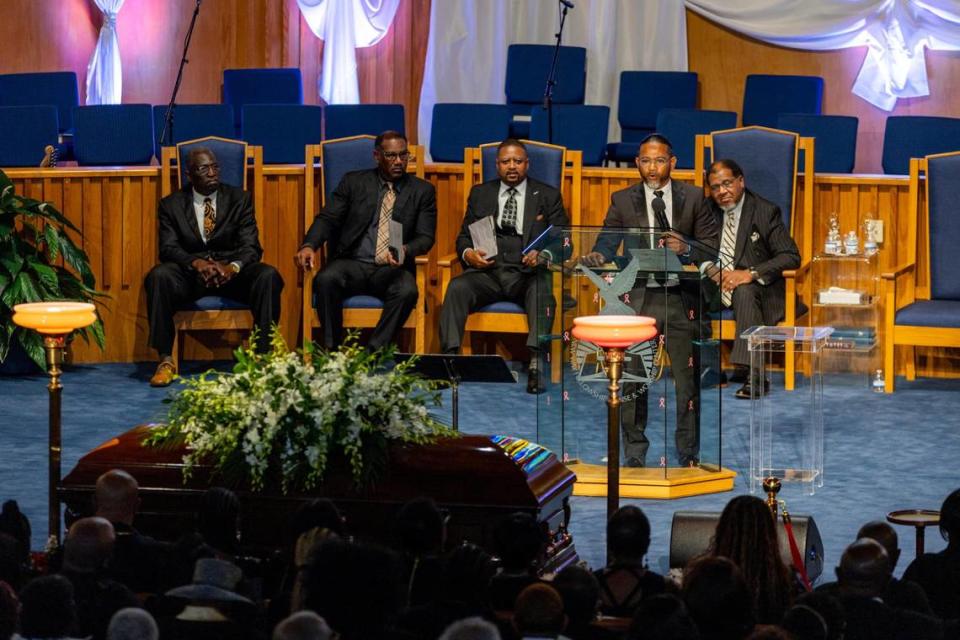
652, 189, 669, 231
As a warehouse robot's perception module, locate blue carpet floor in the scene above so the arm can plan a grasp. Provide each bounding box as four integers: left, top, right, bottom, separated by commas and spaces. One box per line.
0, 361, 956, 583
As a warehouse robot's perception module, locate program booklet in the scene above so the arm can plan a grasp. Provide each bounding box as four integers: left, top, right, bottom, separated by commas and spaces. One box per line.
468, 215, 498, 259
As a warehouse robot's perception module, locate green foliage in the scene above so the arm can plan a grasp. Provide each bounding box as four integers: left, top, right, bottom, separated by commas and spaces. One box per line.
145, 329, 455, 493
0, 170, 105, 367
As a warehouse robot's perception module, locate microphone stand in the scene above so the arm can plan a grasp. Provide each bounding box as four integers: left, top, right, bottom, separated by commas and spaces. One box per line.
542, 0, 572, 145
158, 0, 203, 151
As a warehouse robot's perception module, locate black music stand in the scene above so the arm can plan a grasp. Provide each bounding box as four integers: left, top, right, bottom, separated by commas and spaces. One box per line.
395, 354, 516, 431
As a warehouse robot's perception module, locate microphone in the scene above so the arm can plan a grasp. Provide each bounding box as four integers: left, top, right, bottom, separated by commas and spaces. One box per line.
559, 0, 575, 8
651, 198, 670, 231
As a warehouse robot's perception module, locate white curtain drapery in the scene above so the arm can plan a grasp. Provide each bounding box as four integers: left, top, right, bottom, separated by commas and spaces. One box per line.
685, 0, 960, 111
297, 0, 402, 104
85, 0, 125, 105
417, 1, 688, 160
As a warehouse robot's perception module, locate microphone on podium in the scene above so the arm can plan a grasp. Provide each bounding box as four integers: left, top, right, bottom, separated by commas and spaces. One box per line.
559, 0, 575, 8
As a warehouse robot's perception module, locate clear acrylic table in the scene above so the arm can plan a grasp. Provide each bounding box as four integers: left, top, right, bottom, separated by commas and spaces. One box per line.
743, 326, 833, 495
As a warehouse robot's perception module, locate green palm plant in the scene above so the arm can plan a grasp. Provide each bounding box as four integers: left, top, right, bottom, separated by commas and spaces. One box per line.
0, 169, 105, 369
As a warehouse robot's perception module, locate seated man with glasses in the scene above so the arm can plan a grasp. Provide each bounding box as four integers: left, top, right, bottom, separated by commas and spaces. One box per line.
144, 146, 284, 386
296, 130, 437, 350
702, 158, 800, 398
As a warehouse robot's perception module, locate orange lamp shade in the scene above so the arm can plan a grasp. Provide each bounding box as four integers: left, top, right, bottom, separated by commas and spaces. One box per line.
12, 302, 97, 334
571, 315, 658, 348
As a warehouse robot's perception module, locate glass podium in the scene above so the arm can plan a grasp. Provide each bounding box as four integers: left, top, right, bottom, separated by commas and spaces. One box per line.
533, 226, 734, 499
744, 326, 833, 495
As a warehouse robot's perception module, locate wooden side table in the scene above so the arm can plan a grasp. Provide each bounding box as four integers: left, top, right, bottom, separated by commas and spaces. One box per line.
887, 509, 941, 557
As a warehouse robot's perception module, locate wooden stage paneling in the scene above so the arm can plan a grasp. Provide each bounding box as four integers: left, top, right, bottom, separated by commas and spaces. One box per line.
8, 164, 957, 380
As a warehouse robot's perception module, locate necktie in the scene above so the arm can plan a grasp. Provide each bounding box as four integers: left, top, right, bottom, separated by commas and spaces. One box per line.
501, 187, 518, 233
202, 197, 215, 241
652, 190, 669, 231
720, 211, 737, 307
375, 183, 396, 265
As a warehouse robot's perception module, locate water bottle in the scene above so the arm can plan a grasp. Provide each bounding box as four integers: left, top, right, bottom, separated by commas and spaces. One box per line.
872, 369, 885, 393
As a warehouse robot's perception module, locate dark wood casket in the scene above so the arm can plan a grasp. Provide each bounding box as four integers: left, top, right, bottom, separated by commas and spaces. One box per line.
61, 426, 578, 572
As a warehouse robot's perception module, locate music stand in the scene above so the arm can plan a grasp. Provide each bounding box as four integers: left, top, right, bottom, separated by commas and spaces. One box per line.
395, 354, 516, 431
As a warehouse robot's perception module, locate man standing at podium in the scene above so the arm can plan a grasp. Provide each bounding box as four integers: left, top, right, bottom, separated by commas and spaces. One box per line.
581, 134, 718, 467
439, 139, 568, 394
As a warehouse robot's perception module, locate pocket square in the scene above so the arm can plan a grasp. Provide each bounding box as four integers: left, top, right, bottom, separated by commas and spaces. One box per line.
750, 231, 760, 242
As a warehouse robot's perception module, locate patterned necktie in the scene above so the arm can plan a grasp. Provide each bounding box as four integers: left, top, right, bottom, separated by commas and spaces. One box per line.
202, 197, 215, 241
720, 211, 737, 307
374, 183, 396, 265
501, 187, 518, 233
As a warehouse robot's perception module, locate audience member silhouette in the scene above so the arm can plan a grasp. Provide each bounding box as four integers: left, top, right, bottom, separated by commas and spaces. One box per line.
904, 487, 960, 620
789, 592, 844, 640
159, 557, 261, 640
627, 593, 700, 640
0, 581, 17, 640
682, 556, 755, 640
709, 496, 793, 624
394, 496, 447, 608
513, 582, 568, 640
17, 574, 81, 640
594, 505, 670, 618
438, 615, 503, 640
488, 513, 546, 612
106, 607, 159, 640
553, 565, 619, 640
0, 536, 23, 593
272, 610, 332, 640
0, 501, 30, 570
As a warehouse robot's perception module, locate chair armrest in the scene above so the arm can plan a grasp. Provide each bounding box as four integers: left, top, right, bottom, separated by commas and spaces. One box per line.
782, 260, 811, 281
882, 262, 915, 280
415, 255, 429, 265
437, 252, 459, 268
437, 253, 462, 301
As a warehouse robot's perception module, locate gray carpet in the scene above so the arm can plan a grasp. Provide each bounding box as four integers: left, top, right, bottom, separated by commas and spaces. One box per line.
0, 361, 955, 583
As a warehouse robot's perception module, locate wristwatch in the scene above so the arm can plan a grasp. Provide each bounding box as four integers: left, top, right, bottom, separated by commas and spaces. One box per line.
228, 262, 241, 275
748, 267, 759, 282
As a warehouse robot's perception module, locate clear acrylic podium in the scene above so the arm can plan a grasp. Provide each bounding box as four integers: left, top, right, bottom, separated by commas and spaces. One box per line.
533, 226, 734, 499
744, 326, 833, 495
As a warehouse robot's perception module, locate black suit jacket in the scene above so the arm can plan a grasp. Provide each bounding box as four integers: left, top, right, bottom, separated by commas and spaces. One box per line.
455, 177, 568, 270
158, 183, 263, 270
712, 189, 801, 324
302, 169, 437, 268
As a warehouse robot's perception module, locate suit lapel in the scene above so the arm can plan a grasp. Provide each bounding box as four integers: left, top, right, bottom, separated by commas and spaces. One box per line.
392, 175, 413, 224
180, 190, 204, 244
734, 192, 755, 264
522, 181, 539, 244
629, 184, 648, 228
671, 182, 686, 230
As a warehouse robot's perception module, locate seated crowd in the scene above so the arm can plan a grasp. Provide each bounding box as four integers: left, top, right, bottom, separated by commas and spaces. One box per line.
0, 473, 957, 640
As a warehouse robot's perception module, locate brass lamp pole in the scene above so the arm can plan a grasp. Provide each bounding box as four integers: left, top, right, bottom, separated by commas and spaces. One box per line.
12, 302, 97, 543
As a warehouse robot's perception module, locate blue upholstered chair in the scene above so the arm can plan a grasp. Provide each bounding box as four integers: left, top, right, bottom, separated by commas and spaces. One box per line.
222, 68, 303, 132
429, 103, 511, 163
159, 136, 264, 370
656, 108, 737, 170
302, 135, 428, 351
884, 151, 960, 391
504, 44, 586, 139
73, 104, 155, 166
439, 140, 582, 380
606, 71, 698, 165
152, 104, 235, 161
881, 116, 960, 175
742, 74, 824, 128
324, 104, 405, 140
0, 105, 59, 167
241, 104, 323, 164
695, 126, 815, 390
0, 72, 79, 134
530, 104, 609, 166
777, 114, 858, 174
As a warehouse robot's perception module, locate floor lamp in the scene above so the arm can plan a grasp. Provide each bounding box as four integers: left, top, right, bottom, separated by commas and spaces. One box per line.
12, 302, 97, 543
571, 315, 658, 522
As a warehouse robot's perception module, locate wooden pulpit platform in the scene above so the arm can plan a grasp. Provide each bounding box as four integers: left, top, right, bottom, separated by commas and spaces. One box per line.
60, 426, 578, 572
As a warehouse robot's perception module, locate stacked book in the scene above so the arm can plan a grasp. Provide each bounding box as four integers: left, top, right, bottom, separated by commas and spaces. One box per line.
824, 327, 876, 350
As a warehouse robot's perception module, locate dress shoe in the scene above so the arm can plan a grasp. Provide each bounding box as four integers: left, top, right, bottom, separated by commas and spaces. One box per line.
526, 369, 545, 394
729, 366, 750, 383
149, 361, 177, 387
735, 378, 770, 399
624, 457, 645, 468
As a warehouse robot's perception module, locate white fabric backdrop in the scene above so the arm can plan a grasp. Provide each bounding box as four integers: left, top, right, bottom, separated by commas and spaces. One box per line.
297, 0, 402, 104
417, 1, 688, 160
85, 0, 125, 105
685, 0, 960, 111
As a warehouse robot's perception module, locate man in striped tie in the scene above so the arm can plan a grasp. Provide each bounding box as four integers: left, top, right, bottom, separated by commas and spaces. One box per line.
297, 131, 437, 350
703, 159, 800, 399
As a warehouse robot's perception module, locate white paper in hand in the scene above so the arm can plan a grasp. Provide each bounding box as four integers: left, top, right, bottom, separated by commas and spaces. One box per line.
468, 215, 498, 259
388, 220, 405, 263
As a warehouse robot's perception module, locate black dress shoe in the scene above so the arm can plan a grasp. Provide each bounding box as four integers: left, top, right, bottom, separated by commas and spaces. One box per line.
729, 366, 750, 383
526, 369, 545, 394
624, 457, 646, 468
735, 378, 770, 399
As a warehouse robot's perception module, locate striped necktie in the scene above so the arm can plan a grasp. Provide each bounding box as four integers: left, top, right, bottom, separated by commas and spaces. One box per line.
375, 183, 396, 264
720, 211, 737, 307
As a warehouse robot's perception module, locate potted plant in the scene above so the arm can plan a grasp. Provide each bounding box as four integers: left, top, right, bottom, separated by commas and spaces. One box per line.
0, 169, 105, 373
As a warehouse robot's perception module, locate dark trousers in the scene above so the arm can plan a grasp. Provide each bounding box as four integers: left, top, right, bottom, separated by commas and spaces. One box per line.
729, 282, 771, 368
144, 262, 283, 356
312, 258, 418, 350
439, 265, 554, 354
621, 287, 704, 464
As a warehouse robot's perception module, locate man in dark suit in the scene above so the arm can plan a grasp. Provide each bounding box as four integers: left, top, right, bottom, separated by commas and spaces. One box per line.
439, 139, 568, 394
296, 131, 436, 350
704, 159, 800, 398
144, 147, 283, 387
582, 134, 718, 467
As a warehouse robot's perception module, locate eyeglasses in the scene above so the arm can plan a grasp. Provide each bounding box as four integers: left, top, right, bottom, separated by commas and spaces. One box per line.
379, 151, 410, 161
708, 179, 739, 192
498, 157, 528, 166
638, 157, 670, 167
194, 163, 219, 176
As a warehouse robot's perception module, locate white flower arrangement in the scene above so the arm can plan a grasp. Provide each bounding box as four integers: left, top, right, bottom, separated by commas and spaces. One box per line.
146, 329, 453, 493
